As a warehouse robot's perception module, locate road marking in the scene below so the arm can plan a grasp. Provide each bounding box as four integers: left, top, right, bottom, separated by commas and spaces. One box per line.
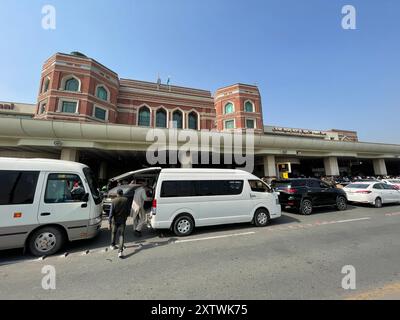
174, 231, 256, 244
335, 217, 371, 223
385, 212, 400, 217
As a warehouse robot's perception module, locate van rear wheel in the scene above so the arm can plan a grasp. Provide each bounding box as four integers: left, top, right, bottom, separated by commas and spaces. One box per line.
28, 226, 64, 257
172, 215, 194, 237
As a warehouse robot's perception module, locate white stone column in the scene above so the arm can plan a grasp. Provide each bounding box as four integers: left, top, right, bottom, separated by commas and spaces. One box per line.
263, 155, 277, 178
373, 159, 387, 176
99, 161, 107, 181
324, 157, 340, 176
180, 151, 192, 168
60, 148, 79, 162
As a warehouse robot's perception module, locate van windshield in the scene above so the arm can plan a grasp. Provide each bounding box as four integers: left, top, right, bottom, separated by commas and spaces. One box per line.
83, 167, 102, 205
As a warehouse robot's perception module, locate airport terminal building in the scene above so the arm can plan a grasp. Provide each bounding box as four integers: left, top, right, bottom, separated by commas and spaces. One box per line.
0, 52, 399, 183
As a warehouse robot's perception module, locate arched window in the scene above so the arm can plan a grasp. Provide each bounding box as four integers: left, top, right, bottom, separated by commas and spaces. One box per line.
64, 77, 80, 92
138, 106, 151, 126
156, 109, 167, 128
96, 86, 108, 101
244, 101, 254, 112
43, 78, 50, 93
188, 112, 198, 130
172, 110, 183, 129
224, 102, 234, 114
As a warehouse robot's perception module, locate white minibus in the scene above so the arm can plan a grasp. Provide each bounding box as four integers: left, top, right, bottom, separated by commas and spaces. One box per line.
0, 158, 103, 256
111, 168, 281, 236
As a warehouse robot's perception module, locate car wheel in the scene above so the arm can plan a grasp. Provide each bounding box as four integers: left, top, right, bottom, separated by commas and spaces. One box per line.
172, 215, 194, 237
28, 226, 65, 257
300, 199, 313, 215
336, 196, 347, 211
374, 197, 383, 208
254, 208, 270, 227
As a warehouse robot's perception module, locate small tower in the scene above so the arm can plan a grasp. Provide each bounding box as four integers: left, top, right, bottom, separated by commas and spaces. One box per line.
214, 83, 264, 133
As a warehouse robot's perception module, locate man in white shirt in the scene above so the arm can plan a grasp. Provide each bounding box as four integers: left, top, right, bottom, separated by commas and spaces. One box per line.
131, 181, 151, 237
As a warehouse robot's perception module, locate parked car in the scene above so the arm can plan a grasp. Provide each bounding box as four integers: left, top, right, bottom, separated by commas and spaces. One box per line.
0, 158, 102, 256
111, 167, 282, 236
343, 182, 400, 207
382, 179, 400, 190
271, 178, 348, 215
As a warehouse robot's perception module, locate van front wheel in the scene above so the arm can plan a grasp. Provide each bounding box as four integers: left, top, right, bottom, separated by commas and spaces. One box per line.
254, 208, 270, 227
28, 226, 64, 257
172, 215, 194, 237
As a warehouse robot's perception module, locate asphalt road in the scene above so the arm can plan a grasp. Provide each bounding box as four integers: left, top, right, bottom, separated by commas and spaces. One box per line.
0, 203, 399, 300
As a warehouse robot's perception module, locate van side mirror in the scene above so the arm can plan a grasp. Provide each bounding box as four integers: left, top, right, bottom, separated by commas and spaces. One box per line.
82, 193, 89, 202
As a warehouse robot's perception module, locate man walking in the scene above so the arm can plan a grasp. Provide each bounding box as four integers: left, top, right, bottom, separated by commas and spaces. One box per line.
131, 181, 151, 237
109, 189, 130, 259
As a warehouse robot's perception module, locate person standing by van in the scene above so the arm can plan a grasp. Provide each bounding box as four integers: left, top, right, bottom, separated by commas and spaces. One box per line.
109, 189, 130, 258
131, 181, 151, 237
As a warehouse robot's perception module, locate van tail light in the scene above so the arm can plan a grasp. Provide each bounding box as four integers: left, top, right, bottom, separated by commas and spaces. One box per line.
151, 199, 157, 215
355, 190, 371, 194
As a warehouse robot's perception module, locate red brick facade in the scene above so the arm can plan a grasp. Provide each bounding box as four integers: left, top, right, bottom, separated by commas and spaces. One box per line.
214, 84, 264, 133
35, 53, 264, 132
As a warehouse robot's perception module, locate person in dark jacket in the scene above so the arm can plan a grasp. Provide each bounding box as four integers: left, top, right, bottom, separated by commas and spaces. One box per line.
108, 189, 130, 258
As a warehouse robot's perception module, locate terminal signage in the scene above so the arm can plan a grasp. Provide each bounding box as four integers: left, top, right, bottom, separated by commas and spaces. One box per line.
273, 127, 326, 137
0, 103, 15, 110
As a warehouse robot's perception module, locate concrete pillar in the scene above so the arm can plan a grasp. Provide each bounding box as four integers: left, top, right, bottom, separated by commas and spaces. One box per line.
263, 155, 277, 178
324, 157, 339, 176
180, 151, 192, 168
99, 161, 107, 181
60, 148, 79, 162
373, 159, 387, 176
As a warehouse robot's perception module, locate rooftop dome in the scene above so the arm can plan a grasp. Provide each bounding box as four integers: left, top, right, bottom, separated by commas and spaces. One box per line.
70, 51, 87, 58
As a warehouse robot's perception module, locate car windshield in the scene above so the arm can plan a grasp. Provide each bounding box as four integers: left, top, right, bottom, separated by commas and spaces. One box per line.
346, 183, 371, 189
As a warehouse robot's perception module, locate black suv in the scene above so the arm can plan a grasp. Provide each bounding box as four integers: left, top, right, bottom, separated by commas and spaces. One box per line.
271, 178, 348, 215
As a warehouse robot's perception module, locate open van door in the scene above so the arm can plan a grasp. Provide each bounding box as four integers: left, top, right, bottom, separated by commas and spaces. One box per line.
109, 167, 162, 184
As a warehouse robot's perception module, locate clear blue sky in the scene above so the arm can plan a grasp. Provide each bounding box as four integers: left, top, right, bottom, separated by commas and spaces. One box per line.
0, 0, 399, 143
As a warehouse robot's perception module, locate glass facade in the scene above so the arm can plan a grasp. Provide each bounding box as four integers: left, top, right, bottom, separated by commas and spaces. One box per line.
156, 109, 167, 128
64, 78, 79, 92
225, 120, 234, 129
224, 102, 234, 114
138, 107, 151, 126
173, 111, 183, 129
94, 107, 107, 121
188, 112, 198, 130
96, 86, 108, 101
61, 101, 77, 113
245, 101, 254, 112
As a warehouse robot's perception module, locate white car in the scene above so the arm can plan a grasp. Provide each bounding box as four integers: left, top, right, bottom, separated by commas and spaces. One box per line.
344, 182, 400, 208
382, 179, 400, 190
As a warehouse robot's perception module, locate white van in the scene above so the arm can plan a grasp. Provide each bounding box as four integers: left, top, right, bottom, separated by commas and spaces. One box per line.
111, 168, 281, 236
0, 158, 103, 256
